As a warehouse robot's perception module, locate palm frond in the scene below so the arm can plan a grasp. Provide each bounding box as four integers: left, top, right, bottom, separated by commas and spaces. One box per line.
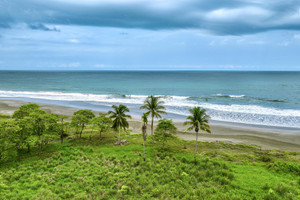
183, 106, 211, 134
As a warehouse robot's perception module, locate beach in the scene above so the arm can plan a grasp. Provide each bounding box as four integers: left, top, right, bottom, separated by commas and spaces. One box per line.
1, 99, 299, 152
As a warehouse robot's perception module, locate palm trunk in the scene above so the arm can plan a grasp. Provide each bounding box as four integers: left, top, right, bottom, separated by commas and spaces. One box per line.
194, 131, 199, 163
118, 124, 121, 143
143, 139, 145, 161
151, 117, 154, 135
61, 119, 64, 143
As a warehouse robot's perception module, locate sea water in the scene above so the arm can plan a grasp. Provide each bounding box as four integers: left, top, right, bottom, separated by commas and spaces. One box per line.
0, 71, 299, 128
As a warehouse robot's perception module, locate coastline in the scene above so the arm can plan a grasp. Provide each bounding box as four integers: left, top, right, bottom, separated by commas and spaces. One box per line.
1, 99, 299, 152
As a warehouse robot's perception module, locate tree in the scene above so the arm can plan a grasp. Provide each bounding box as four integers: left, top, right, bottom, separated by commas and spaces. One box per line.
2, 103, 60, 159
141, 113, 149, 161
12, 103, 41, 119
58, 115, 69, 143
29, 112, 59, 152
91, 113, 112, 139
154, 119, 177, 149
140, 95, 166, 135
43, 113, 60, 145
14, 117, 33, 153
12, 103, 47, 153
71, 110, 95, 138
108, 105, 132, 143
183, 107, 211, 163
0, 119, 20, 161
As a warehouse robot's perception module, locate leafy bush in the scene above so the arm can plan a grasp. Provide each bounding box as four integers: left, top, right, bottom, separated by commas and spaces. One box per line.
267, 161, 300, 175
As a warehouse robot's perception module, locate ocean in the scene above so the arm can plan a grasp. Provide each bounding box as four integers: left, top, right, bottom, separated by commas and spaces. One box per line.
0, 71, 299, 128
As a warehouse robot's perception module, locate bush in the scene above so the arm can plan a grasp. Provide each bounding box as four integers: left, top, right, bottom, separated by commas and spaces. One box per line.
267, 162, 300, 175
259, 154, 273, 162
0, 114, 11, 119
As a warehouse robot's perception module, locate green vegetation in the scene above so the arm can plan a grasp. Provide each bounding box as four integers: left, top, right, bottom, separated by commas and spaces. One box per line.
91, 113, 112, 139
140, 95, 166, 135
108, 104, 132, 143
184, 107, 211, 163
71, 110, 95, 138
0, 103, 299, 199
141, 112, 148, 161
154, 119, 177, 149
0, 133, 299, 199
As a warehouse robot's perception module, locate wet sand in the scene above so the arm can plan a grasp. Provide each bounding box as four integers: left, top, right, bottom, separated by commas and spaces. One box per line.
1, 99, 299, 152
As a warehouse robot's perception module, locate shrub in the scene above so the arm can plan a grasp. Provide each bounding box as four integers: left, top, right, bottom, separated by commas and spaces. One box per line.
267, 162, 300, 175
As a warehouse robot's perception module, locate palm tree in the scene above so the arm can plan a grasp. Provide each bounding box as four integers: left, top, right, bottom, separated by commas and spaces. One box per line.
140, 95, 166, 135
183, 107, 211, 163
141, 113, 148, 161
108, 104, 132, 143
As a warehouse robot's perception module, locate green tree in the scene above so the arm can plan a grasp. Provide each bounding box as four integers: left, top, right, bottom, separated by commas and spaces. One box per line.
0, 119, 20, 161
71, 110, 95, 138
108, 105, 132, 143
12, 103, 46, 153
29, 112, 59, 152
14, 117, 33, 153
141, 112, 149, 161
91, 113, 112, 139
43, 113, 60, 145
12, 103, 41, 119
183, 107, 211, 163
154, 119, 177, 149
58, 115, 69, 143
140, 95, 166, 135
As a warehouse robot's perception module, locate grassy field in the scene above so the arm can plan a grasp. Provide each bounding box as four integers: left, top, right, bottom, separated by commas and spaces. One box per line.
0, 131, 299, 200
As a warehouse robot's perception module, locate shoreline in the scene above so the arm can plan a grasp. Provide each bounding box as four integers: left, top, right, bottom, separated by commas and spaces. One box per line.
1, 99, 299, 152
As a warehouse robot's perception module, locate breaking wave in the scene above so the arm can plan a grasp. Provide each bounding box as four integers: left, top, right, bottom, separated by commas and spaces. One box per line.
0, 90, 299, 128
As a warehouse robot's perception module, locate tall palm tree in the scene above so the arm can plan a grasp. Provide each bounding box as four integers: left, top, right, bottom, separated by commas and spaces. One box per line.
141, 113, 148, 161
108, 104, 132, 143
140, 95, 166, 135
183, 107, 211, 163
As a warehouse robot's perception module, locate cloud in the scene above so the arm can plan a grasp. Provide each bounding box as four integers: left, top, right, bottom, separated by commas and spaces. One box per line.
250, 40, 265, 45
93, 64, 114, 69
278, 41, 289, 46
1, 0, 300, 35
294, 34, 300, 39
58, 62, 81, 68
68, 39, 79, 43
28, 23, 60, 32
0, 22, 10, 28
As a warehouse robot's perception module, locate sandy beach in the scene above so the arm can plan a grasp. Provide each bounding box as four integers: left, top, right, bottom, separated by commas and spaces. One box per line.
1, 99, 299, 152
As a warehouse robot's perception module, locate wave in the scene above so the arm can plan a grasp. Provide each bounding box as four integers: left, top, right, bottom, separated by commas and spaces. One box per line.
190, 94, 289, 104
256, 97, 287, 103
215, 94, 246, 98
0, 90, 299, 128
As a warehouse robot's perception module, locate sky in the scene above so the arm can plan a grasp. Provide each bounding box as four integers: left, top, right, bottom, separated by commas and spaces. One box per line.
0, 0, 300, 71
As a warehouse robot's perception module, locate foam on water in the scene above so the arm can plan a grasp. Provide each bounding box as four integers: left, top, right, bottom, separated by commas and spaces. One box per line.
0, 90, 299, 128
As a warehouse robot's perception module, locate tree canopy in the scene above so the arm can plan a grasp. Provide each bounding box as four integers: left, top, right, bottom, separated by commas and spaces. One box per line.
140, 95, 166, 135
154, 119, 177, 149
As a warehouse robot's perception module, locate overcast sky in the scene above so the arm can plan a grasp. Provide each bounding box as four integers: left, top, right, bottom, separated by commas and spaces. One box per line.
1, 0, 300, 70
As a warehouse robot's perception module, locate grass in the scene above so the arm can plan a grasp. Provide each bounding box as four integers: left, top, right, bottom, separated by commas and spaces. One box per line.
0, 131, 299, 200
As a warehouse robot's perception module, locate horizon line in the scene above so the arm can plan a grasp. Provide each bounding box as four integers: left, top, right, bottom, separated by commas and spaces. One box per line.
1, 69, 300, 72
